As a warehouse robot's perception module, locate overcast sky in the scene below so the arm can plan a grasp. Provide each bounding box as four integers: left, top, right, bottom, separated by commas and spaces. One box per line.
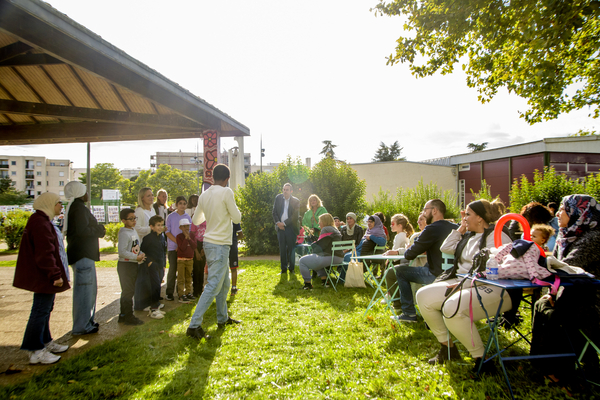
2, 0, 597, 169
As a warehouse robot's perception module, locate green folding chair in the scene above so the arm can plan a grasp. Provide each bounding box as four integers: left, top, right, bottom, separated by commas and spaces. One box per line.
324, 240, 355, 291
364, 245, 386, 288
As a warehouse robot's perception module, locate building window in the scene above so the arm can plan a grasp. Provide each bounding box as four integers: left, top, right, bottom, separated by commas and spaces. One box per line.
11, 171, 16, 176
36, 161, 42, 166
46, 181, 49, 186
60, 163, 65, 166
59, 181, 64, 186
59, 191, 64, 196
0, 160, 8, 168
46, 171, 48, 176
50, 162, 55, 166
36, 171, 41, 176
59, 171, 65, 177
11, 161, 16, 166
37, 181, 42, 186
37, 191, 41, 195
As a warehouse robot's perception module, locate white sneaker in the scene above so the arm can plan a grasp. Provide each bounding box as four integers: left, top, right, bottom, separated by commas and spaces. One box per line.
145, 304, 164, 311
158, 303, 165, 309
149, 310, 165, 319
29, 348, 61, 364
45, 340, 69, 353
143, 306, 151, 312
380, 294, 391, 304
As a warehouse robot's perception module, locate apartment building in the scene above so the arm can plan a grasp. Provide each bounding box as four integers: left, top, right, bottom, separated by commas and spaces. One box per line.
0, 156, 73, 200
151, 151, 251, 176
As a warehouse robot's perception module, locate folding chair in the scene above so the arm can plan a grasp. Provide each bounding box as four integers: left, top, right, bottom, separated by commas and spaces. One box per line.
324, 240, 355, 291
578, 329, 600, 387
364, 245, 386, 288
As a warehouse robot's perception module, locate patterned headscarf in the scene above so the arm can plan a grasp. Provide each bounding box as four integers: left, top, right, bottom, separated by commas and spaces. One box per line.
556, 194, 600, 254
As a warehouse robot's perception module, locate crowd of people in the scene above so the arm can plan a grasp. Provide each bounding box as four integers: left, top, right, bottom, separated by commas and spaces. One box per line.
11, 174, 600, 382
272, 183, 600, 377
13, 164, 242, 364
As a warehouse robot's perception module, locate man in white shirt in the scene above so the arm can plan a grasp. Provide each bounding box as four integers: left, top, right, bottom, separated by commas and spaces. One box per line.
187, 164, 242, 340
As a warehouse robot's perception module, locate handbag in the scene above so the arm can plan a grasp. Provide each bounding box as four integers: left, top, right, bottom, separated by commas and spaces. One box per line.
345, 247, 366, 288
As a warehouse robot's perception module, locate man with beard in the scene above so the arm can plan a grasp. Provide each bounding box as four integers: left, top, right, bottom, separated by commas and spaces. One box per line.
391, 199, 458, 323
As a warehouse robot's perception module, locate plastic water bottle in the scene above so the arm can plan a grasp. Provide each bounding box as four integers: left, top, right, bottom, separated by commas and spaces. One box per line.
486, 257, 499, 281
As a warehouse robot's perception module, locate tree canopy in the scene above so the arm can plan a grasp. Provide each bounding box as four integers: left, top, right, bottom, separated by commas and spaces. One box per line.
372, 141, 407, 162
372, 0, 600, 123
79, 163, 124, 200
0, 176, 28, 205
320, 140, 337, 159
467, 142, 488, 153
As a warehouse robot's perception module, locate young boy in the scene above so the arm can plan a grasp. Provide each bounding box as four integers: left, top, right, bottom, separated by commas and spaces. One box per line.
530, 224, 555, 253
117, 208, 146, 325
229, 223, 243, 296
187, 164, 242, 340
176, 219, 197, 302
141, 215, 167, 319
164, 196, 192, 301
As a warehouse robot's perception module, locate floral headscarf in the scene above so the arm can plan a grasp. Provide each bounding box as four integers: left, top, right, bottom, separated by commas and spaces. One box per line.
556, 194, 600, 254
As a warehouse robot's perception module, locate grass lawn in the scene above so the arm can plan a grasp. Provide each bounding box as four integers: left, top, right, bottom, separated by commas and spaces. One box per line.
1, 261, 595, 399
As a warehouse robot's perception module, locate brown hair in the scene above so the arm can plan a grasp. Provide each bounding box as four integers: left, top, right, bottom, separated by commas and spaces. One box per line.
531, 224, 555, 243
391, 213, 414, 237
318, 213, 335, 227
469, 198, 506, 224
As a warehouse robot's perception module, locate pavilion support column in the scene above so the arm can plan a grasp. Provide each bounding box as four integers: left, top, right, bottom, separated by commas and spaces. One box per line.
234, 136, 245, 189
202, 129, 220, 191
86, 142, 91, 208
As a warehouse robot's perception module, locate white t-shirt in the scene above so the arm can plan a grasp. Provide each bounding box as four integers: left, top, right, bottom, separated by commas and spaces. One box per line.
192, 185, 241, 245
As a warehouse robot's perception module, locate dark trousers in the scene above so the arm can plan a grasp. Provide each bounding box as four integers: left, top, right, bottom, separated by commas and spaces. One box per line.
117, 261, 138, 317
277, 226, 297, 272
148, 262, 162, 309
21, 292, 55, 351
193, 241, 205, 297
166, 250, 178, 297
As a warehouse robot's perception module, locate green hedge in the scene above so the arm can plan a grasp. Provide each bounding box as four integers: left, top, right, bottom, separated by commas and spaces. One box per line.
0, 210, 32, 250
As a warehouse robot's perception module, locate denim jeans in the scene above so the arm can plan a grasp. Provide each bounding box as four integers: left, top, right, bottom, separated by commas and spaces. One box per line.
117, 261, 138, 317
395, 265, 436, 315
72, 257, 98, 335
299, 254, 342, 282
21, 292, 55, 351
189, 242, 230, 328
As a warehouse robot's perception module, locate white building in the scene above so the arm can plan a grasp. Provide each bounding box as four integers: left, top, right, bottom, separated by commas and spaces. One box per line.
0, 156, 73, 199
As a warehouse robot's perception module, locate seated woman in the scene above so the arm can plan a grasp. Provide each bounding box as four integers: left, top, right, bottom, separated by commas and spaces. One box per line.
415, 199, 511, 371
343, 215, 387, 264
383, 214, 415, 308
302, 194, 327, 239
299, 213, 342, 290
339, 212, 364, 252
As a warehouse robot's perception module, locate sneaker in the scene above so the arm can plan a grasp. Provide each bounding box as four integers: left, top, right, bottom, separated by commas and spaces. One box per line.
380, 294, 391, 304
390, 313, 418, 323
217, 317, 241, 329
143, 306, 151, 312
230, 286, 238, 295
186, 326, 211, 340
428, 344, 462, 365
166, 295, 175, 301
45, 340, 68, 354
303, 282, 313, 290
178, 297, 190, 303
118, 314, 144, 325
186, 294, 196, 300
29, 348, 61, 365
148, 310, 165, 319
158, 303, 165, 309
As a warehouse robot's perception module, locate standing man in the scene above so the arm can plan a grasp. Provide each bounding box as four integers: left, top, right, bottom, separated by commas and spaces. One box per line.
272, 183, 300, 274
187, 164, 242, 340
64, 181, 106, 335
392, 199, 458, 323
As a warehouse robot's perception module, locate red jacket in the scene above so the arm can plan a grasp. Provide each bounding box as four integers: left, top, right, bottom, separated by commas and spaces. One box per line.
13, 211, 71, 294
176, 231, 197, 259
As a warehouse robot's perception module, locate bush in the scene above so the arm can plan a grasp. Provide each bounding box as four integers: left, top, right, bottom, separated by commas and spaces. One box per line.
0, 210, 32, 250
104, 222, 124, 247
366, 180, 460, 245
509, 167, 587, 212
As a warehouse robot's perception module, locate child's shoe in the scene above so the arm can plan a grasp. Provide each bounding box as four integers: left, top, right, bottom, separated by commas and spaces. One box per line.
149, 310, 165, 319
230, 286, 238, 295
186, 294, 196, 300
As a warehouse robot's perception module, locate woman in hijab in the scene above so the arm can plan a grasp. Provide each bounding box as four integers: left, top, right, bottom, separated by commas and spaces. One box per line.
343, 215, 387, 263
13, 192, 71, 364
64, 181, 106, 335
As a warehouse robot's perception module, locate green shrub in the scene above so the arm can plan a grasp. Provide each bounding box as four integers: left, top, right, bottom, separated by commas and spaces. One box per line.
104, 222, 124, 247
470, 179, 498, 201
0, 210, 32, 249
366, 179, 460, 245
509, 167, 587, 212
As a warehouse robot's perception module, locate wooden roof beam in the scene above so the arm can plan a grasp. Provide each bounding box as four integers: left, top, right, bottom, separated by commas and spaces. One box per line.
0, 121, 203, 144
0, 41, 32, 62
0, 53, 63, 66
0, 99, 206, 129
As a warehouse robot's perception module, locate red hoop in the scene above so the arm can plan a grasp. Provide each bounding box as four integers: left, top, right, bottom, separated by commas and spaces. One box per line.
494, 213, 546, 257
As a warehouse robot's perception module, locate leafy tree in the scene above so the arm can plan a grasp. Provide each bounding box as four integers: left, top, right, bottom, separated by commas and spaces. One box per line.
372, 141, 406, 162
570, 129, 598, 137
79, 163, 125, 200
0, 210, 31, 249
372, 0, 600, 123
0, 176, 29, 205
147, 164, 199, 202
467, 142, 488, 153
320, 140, 337, 160
309, 158, 367, 223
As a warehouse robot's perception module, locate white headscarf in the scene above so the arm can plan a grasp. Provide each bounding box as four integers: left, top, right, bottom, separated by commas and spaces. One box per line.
63, 181, 87, 234
33, 192, 61, 220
